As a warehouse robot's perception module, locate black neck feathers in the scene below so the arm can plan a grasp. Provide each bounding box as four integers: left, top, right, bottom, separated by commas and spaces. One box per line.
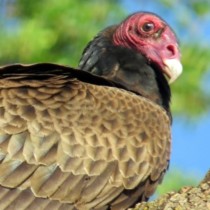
79, 26, 171, 117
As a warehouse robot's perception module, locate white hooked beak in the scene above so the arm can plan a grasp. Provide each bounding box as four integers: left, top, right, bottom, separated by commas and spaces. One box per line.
163, 59, 183, 83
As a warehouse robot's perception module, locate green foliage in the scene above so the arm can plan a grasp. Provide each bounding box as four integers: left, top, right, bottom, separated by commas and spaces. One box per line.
160, 0, 210, 16
0, 0, 124, 66
156, 170, 198, 196
191, 0, 210, 16
171, 45, 210, 116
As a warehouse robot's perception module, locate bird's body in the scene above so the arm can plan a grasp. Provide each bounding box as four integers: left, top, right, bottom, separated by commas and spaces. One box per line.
0, 12, 182, 210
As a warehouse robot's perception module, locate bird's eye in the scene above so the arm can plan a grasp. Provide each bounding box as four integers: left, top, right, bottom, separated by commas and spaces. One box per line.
142, 22, 155, 32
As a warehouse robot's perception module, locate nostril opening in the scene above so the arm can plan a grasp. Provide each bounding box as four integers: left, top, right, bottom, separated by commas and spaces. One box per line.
167, 45, 176, 57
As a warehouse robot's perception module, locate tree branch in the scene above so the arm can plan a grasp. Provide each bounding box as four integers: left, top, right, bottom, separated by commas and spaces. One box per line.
130, 170, 210, 210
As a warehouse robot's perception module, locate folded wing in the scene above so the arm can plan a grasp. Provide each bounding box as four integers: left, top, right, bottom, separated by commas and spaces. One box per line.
0, 63, 170, 210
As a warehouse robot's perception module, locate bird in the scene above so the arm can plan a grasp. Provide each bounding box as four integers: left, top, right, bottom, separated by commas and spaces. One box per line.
0, 12, 182, 210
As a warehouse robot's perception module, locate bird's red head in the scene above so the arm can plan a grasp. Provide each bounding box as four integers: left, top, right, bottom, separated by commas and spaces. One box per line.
113, 12, 182, 83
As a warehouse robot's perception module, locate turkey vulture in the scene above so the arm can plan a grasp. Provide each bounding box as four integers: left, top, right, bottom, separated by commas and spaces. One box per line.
0, 12, 182, 210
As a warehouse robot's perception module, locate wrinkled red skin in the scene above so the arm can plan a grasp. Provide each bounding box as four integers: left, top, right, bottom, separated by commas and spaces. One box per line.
113, 13, 180, 71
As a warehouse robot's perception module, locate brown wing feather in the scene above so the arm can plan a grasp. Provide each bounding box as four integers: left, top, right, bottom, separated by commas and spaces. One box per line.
0, 64, 170, 209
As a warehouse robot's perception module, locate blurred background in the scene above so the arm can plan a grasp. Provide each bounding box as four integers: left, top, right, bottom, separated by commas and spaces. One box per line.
0, 0, 209, 196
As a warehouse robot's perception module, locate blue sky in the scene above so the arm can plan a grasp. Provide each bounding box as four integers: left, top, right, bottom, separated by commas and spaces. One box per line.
172, 115, 210, 178
122, 0, 210, 179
